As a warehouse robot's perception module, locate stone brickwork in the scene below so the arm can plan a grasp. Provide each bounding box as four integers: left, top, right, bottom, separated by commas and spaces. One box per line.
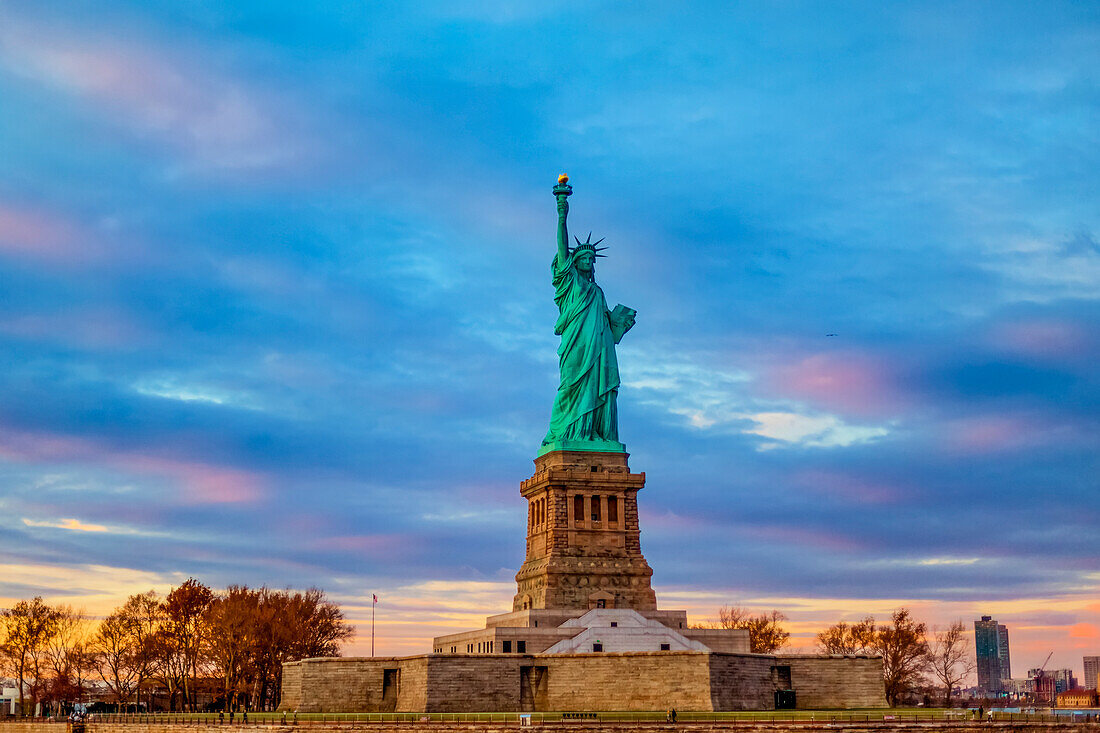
513, 451, 656, 612
281, 659, 303, 711
8, 722, 1100, 733
285, 657, 433, 713
425, 656, 525, 712
4, 721, 1097, 733
0, 724, 59, 733
283, 651, 886, 713
708, 654, 779, 710
541, 652, 712, 711
782, 655, 889, 709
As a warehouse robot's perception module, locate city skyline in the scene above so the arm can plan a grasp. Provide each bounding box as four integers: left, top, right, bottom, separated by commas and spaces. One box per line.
1, 1, 1098, 682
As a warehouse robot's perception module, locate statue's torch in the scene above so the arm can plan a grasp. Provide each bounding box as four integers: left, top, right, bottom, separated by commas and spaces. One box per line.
554, 173, 572, 201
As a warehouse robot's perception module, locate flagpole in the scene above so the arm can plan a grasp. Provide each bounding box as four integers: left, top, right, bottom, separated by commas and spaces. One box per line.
371, 594, 376, 656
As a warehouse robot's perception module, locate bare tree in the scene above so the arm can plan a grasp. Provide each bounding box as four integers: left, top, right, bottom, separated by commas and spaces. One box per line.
92, 609, 140, 705
697, 605, 790, 653
0, 597, 62, 716
926, 620, 974, 707
873, 608, 929, 706
150, 624, 188, 711
42, 606, 94, 714
817, 617, 876, 654
123, 592, 162, 710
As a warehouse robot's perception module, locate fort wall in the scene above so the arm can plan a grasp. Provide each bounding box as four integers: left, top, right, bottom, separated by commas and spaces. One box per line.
283, 651, 886, 713
782, 655, 889, 709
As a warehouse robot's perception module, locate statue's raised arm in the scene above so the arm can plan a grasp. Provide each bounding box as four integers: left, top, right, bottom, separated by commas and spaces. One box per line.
541, 175, 633, 456
554, 174, 572, 266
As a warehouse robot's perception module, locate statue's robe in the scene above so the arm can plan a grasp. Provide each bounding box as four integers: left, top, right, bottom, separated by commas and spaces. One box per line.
543, 252, 619, 446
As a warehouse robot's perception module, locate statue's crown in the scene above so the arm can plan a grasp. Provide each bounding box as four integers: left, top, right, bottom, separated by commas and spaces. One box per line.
572, 232, 608, 257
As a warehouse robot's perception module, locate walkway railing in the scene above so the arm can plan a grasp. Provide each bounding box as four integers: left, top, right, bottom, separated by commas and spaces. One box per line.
76, 709, 1100, 725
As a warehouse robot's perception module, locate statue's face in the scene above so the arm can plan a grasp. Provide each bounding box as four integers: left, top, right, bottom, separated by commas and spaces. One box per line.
575, 251, 594, 272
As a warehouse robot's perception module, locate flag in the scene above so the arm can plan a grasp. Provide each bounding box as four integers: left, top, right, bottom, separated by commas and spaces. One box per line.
373, 594, 378, 604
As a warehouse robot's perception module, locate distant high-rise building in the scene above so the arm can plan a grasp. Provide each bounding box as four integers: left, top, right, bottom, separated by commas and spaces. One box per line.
997, 624, 1012, 680
1084, 656, 1100, 691
975, 616, 1011, 694
1051, 669, 1077, 694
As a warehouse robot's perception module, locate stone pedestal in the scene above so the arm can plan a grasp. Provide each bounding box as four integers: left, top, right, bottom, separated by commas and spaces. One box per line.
512, 450, 657, 612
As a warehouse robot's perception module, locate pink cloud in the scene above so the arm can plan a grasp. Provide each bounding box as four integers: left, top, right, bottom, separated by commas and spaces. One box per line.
0, 204, 96, 262
741, 523, 863, 553
791, 469, 902, 504
0, 14, 311, 174
993, 319, 1090, 361
765, 350, 906, 418
0, 424, 264, 504
1, 308, 147, 348
945, 414, 1034, 454
310, 534, 416, 558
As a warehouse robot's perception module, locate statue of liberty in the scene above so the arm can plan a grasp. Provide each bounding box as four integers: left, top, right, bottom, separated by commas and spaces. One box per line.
540, 175, 636, 455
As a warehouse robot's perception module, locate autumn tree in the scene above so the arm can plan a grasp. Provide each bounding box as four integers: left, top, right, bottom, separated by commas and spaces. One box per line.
873, 609, 929, 706
242, 587, 352, 711
287, 588, 354, 660
696, 605, 790, 653
817, 617, 876, 654
925, 620, 974, 707
2, 580, 351, 713
206, 586, 259, 712
0, 597, 62, 716
162, 578, 214, 711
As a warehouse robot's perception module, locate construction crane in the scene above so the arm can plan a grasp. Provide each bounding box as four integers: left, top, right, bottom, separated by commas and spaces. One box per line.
1035, 651, 1055, 708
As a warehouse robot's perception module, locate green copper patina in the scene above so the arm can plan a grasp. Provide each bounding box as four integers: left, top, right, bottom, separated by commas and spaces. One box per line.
540, 176, 636, 456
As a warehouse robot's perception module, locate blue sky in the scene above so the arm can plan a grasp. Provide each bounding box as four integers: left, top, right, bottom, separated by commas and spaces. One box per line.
1, 1, 1098, 675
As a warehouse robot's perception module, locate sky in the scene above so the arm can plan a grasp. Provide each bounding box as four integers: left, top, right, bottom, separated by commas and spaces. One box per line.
1, 0, 1098, 682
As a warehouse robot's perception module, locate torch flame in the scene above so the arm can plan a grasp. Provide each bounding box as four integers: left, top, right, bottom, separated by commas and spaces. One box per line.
558, 173, 569, 185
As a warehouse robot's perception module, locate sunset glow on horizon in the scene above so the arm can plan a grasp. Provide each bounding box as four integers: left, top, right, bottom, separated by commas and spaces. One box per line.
2, 0, 1098, 686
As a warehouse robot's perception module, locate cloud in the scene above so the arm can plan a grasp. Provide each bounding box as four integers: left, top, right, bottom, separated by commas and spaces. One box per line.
0, 11, 313, 175
0, 204, 91, 262
1, 307, 148, 349
982, 233, 1100, 303
0, 424, 265, 505
0, 561, 184, 617
23, 517, 109, 533
765, 351, 907, 419
744, 411, 889, 448
131, 377, 264, 411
